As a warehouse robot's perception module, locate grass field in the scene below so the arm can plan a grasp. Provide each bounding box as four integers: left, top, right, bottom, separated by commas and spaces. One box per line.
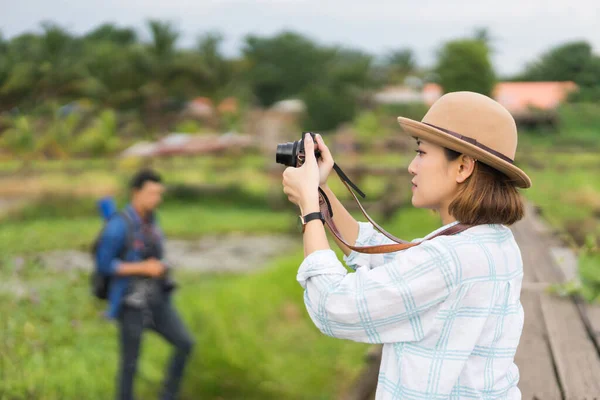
0, 206, 440, 400
0, 129, 599, 398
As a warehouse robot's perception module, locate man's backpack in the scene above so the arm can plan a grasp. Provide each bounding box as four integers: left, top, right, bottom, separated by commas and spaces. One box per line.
90, 204, 134, 300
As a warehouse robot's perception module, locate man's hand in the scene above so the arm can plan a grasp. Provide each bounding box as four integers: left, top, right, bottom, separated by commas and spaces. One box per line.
143, 258, 166, 278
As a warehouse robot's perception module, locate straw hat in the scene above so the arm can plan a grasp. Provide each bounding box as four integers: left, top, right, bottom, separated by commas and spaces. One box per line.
397, 91, 531, 188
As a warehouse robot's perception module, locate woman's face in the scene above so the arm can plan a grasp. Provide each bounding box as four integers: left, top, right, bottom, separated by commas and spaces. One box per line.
408, 139, 463, 212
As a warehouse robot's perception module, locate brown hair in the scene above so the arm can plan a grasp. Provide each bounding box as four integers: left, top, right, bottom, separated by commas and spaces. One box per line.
444, 148, 524, 226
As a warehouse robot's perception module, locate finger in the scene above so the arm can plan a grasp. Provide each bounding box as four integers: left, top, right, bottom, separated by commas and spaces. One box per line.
303, 133, 317, 165
315, 134, 334, 165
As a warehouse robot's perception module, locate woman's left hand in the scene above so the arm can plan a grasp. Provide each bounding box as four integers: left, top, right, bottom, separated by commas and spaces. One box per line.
282, 133, 321, 213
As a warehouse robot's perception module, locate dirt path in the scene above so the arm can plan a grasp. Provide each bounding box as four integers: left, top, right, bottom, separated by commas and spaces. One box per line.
0, 234, 299, 297
31, 234, 298, 273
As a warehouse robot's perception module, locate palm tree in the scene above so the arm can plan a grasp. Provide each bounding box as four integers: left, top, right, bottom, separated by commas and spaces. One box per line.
36, 22, 90, 102
1, 115, 37, 169
147, 20, 179, 60
85, 23, 137, 45
141, 20, 180, 113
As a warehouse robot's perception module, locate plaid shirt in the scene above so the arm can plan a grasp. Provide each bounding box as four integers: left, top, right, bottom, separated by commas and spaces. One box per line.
297, 221, 524, 399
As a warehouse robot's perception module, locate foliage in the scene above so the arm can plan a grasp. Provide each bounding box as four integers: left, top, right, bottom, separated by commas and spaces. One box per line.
435, 39, 496, 96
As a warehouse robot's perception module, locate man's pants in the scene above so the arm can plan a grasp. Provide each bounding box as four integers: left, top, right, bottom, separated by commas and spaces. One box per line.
117, 301, 195, 400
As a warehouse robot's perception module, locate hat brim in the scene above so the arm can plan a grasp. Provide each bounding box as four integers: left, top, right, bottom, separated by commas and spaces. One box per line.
397, 117, 532, 189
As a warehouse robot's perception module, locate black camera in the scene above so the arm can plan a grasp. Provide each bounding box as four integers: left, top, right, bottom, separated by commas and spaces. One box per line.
141, 239, 177, 293
276, 132, 321, 168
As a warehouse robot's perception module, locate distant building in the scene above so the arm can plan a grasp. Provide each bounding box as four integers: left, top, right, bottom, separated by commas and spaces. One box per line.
492, 81, 577, 118
121, 132, 253, 158
372, 85, 424, 104
375, 81, 578, 126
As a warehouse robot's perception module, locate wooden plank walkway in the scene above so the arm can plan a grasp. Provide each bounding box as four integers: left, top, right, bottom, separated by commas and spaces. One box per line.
514, 204, 600, 400
342, 203, 600, 400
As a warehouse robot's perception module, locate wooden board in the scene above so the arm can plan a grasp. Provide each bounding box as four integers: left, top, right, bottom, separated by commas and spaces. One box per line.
581, 303, 600, 350
515, 290, 562, 400
541, 293, 600, 399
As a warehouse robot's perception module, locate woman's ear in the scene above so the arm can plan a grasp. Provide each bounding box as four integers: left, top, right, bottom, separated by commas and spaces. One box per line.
456, 155, 476, 183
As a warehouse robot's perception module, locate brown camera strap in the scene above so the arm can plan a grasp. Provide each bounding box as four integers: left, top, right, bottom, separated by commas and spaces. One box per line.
318, 179, 472, 254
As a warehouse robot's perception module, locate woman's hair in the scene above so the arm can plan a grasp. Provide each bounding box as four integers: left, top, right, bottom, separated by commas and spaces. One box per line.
444, 148, 524, 226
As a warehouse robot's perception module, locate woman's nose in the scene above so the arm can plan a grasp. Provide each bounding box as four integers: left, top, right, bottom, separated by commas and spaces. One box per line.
408, 156, 417, 176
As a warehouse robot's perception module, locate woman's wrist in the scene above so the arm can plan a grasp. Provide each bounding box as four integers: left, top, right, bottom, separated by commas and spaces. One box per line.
300, 193, 320, 215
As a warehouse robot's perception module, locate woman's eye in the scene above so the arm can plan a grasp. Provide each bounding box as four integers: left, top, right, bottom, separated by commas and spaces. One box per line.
414, 150, 424, 155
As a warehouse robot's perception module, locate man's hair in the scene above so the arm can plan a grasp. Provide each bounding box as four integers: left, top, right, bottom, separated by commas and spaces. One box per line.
130, 168, 162, 190
444, 148, 524, 226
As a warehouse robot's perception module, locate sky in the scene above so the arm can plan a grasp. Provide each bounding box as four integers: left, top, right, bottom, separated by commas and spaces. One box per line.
2, 0, 600, 76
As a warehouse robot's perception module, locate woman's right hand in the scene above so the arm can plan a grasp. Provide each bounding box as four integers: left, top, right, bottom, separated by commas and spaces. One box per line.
314, 134, 334, 187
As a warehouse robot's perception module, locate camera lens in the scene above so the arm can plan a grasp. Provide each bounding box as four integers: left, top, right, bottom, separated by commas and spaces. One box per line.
275, 141, 298, 167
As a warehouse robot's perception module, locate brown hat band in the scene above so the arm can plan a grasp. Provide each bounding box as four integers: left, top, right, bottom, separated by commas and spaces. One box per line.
422, 122, 514, 164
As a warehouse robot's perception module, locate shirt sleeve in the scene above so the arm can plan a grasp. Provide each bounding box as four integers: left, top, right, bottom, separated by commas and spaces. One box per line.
297, 238, 458, 344
343, 222, 422, 271
95, 216, 127, 276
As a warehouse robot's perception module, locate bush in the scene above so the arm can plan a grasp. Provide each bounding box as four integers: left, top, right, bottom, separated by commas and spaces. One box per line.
375, 103, 430, 121
173, 119, 206, 134
72, 109, 121, 157
558, 103, 600, 132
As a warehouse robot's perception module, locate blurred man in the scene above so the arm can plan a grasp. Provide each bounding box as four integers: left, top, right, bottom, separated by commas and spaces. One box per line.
95, 169, 194, 400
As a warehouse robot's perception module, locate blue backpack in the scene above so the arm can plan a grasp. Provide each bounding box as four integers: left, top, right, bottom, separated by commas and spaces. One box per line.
90, 197, 134, 300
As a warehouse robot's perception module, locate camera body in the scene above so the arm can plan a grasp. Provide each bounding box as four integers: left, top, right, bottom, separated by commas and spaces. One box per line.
276, 132, 321, 168
140, 239, 177, 293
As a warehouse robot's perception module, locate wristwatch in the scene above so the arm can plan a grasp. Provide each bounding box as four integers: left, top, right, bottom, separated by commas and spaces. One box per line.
299, 211, 325, 233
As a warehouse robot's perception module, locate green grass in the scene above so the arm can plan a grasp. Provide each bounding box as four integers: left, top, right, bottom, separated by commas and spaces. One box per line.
0, 205, 443, 400
0, 137, 598, 399
517, 151, 600, 247
0, 252, 364, 400
0, 203, 294, 255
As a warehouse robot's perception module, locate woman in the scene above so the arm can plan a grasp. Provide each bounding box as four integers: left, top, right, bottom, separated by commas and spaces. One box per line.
282, 91, 531, 399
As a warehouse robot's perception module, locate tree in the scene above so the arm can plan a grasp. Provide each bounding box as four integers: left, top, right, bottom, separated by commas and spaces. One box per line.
473, 27, 494, 47
81, 39, 148, 108
242, 31, 328, 106
141, 20, 182, 114
147, 20, 179, 59
519, 41, 593, 82
36, 22, 89, 102
435, 39, 496, 96
516, 41, 600, 102
195, 32, 234, 98
300, 48, 374, 130
384, 48, 417, 84
242, 31, 373, 129
85, 23, 137, 45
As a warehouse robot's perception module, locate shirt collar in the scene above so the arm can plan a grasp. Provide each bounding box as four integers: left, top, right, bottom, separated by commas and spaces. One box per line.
125, 204, 154, 226
423, 220, 460, 240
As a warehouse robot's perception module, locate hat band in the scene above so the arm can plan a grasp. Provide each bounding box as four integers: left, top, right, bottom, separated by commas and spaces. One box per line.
423, 122, 514, 164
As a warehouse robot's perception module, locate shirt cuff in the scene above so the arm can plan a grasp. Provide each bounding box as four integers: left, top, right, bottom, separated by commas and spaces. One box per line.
343, 222, 377, 270
297, 249, 347, 289
110, 259, 122, 275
